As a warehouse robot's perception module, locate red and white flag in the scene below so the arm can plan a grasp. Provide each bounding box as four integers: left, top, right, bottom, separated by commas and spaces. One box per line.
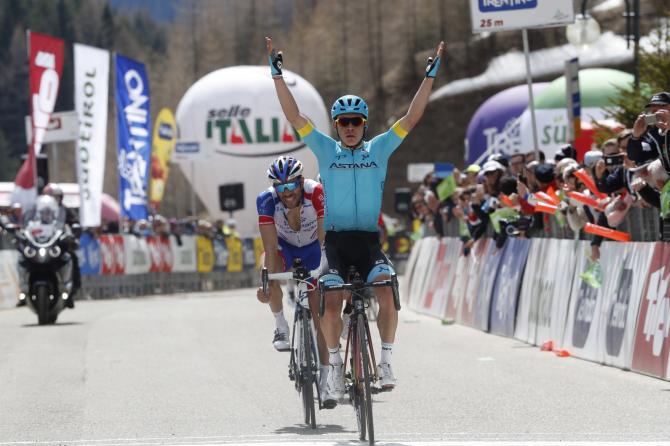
11, 31, 64, 209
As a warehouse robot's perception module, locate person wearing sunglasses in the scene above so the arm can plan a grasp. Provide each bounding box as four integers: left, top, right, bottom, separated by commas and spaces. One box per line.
266, 36, 444, 407
255, 156, 328, 374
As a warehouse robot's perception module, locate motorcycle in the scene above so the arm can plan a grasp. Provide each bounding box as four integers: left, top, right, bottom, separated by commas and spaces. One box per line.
6, 221, 76, 325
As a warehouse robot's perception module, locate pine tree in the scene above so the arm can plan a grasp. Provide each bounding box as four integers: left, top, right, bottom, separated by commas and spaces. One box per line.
607, 23, 670, 127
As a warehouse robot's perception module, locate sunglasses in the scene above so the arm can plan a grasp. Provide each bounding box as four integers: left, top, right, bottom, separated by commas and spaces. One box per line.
335, 116, 366, 127
274, 180, 301, 193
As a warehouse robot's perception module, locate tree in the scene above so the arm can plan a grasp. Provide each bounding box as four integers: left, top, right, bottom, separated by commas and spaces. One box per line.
607, 24, 670, 127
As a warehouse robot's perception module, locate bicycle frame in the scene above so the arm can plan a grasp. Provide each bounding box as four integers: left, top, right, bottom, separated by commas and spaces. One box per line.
262, 261, 323, 426
318, 267, 401, 444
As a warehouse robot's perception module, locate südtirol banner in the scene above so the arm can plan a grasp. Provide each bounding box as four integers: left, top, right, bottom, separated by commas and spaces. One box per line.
12, 31, 64, 209
74, 44, 109, 227
115, 54, 151, 220
149, 108, 177, 211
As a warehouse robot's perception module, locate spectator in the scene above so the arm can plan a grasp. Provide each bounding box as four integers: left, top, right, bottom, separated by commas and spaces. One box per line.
509, 153, 525, 176
627, 91, 670, 169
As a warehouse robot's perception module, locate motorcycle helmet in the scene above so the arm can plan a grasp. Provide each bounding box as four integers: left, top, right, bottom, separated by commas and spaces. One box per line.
35, 195, 58, 224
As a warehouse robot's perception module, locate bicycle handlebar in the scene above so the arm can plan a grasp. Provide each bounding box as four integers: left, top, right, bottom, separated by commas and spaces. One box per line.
261, 267, 319, 295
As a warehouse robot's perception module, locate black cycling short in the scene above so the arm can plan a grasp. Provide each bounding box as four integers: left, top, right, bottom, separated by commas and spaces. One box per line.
319, 230, 394, 283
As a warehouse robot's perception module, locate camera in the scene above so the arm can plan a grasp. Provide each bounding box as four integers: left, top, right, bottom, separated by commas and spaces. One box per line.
501, 216, 531, 237
644, 113, 658, 126
604, 154, 624, 168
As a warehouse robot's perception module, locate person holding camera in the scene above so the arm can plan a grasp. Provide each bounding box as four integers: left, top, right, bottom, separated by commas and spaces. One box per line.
627, 92, 670, 169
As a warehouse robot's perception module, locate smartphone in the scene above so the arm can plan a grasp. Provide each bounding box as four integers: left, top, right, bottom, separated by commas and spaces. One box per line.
644, 113, 658, 126
604, 154, 624, 167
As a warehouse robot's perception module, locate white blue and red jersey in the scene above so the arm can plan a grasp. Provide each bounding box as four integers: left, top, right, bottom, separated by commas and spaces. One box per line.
256, 179, 324, 271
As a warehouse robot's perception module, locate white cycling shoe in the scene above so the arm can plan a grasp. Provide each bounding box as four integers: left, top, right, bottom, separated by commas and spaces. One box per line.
272, 329, 290, 352
322, 363, 345, 408
378, 362, 397, 390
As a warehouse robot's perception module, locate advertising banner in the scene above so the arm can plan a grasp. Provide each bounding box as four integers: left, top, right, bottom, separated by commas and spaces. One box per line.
12, 31, 64, 209
428, 238, 462, 318
421, 239, 453, 317
123, 235, 151, 275
631, 243, 670, 379
533, 239, 578, 348
242, 238, 256, 268
159, 235, 173, 273
0, 251, 19, 310
474, 241, 502, 332
225, 237, 243, 273
113, 235, 125, 274
563, 240, 603, 361
170, 235, 197, 273
469, 0, 574, 34
99, 235, 116, 275
445, 253, 470, 320
489, 238, 531, 337
146, 235, 163, 273
77, 232, 101, 275
253, 237, 264, 268
515, 239, 548, 343
401, 238, 423, 307
196, 235, 214, 273
213, 238, 229, 271
408, 237, 439, 311
149, 108, 177, 210
74, 43, 109, 227
459, 238, 490, 327
115, 53, 151, 220
598, 242, 653, 369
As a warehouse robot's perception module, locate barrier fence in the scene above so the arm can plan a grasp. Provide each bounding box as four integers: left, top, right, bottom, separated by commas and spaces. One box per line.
0, 232, 413, 310
404, 236, 670, 381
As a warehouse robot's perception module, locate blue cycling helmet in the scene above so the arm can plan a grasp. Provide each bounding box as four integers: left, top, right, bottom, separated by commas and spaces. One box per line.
267, 156, 303, 183
331, 95, 368, 120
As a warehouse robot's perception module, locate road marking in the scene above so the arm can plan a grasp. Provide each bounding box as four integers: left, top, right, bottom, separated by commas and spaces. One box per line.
2, 437, 669, 446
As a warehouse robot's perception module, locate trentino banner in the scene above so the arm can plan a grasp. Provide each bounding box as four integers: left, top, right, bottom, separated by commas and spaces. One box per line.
115, 54, 151, 220
12, 31, 64, 209
74, 44, 109, 227
149, 108, 177, 210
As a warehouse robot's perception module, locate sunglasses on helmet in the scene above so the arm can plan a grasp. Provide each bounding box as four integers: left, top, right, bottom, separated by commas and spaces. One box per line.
335, 116, 366, 127
274, 180, 301, 193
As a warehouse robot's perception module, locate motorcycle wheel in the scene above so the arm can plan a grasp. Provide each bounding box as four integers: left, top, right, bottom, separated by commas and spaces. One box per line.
36, 284, 52, 325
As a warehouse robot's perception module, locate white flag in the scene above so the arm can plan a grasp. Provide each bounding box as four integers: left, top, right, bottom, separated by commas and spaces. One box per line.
74, 43, 109, 227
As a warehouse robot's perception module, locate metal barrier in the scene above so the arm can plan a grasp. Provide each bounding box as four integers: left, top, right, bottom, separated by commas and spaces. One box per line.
81, 269, 257, 300
440, 206, 661, 241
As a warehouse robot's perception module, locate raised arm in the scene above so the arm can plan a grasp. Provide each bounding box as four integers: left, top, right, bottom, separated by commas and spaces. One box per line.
266, 37, 308, 130
398, 41, 445, 133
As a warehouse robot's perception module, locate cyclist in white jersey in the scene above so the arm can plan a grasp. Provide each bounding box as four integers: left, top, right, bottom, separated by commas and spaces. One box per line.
256, 157, 329, 381
266, 36, 444, 407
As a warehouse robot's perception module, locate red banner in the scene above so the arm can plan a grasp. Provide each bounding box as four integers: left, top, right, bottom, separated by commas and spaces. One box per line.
12, 32, 64, 206
631, 243, 670, 378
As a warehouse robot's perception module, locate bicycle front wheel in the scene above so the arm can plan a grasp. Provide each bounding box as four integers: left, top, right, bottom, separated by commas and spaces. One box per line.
358, 313, 374, 444
301, 312, 316, 429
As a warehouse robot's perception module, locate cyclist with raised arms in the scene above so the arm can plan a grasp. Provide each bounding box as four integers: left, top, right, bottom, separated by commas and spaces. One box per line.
266, 36, 444, 408
256, 156, 329, 384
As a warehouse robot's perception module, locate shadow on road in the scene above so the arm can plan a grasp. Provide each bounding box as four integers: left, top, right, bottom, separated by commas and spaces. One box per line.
21, 321, 83, 328
274, 423, 353, 436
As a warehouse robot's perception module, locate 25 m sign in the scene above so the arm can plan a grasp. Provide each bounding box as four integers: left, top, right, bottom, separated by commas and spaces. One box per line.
469, 0, 573, 34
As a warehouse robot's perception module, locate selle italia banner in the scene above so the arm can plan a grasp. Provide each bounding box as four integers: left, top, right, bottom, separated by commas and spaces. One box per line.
74, 43, 109, 227
115, 53, 151, 220
149, 108, 177, 210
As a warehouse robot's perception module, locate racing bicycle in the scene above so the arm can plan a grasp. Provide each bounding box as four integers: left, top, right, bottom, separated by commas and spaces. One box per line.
262, 259, 322, 429
319, 266, 400, 445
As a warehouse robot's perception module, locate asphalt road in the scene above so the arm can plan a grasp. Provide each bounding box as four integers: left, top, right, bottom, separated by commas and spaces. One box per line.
0, 288, 669, 446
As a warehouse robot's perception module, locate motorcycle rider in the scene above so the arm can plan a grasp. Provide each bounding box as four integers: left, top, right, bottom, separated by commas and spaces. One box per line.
17, 195, 76, 309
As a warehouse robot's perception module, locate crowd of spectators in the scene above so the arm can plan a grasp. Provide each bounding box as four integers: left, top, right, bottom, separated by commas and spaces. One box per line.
411, 91, 670, 261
